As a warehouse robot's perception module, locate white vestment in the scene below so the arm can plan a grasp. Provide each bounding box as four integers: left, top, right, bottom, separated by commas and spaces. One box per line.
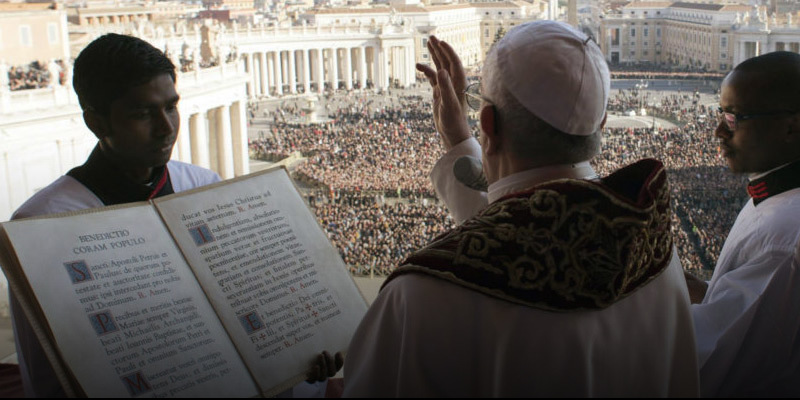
343, 138, 700, 397
692, 188, 800, 397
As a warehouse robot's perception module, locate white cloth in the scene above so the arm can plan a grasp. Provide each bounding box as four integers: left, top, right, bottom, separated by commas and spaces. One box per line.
692, 188, 800, 397
343, 140, 700, 397
11, 160, 220, 219
487, 160, 597, 203
431, 138, 598, 221
429, 139, 487, 224
10, 160, 220, 397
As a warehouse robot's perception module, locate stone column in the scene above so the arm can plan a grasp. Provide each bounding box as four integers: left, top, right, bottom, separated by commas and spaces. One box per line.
372, 45, 381, 89
266, 51, 275, 95
259, 52, 268, 97
206, 108, 219, 173
189, 112, 210, 169
359, 46, 367, 90
345, 47, 353, 90
738, 41, 746, 65
230, 100, 250, 177
379, 46, 389, 90
174, 110, 191, 162
245, 53, 254, 97
303, 48, 311, 94
330, 48, 339, 90
274, 51, 283, 95
215, 104, 234, 179
405, 45, 415, 87
288, 49, 297, 94
316, 48, 324, 93
250, 53, 261, 97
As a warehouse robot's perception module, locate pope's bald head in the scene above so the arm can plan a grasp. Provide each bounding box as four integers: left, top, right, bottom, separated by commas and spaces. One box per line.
726, 51, 800, 111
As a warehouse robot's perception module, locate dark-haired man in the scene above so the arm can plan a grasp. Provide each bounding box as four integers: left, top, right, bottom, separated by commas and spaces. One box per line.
685, 51, 800, 397
10, 33, 340, 397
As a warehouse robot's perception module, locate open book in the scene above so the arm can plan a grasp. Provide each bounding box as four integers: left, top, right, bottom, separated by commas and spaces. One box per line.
0, 167, 368, 397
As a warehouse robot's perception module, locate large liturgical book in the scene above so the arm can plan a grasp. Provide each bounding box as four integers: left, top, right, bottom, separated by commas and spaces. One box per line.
0, 166, 367, 397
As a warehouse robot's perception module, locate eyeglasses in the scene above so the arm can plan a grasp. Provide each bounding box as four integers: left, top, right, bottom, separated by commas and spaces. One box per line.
716, 107, 798, 132
464, 82, 488, 111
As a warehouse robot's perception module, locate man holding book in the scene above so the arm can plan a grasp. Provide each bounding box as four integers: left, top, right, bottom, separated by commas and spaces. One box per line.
10, 34, 340, 397
343, 21, 699, 396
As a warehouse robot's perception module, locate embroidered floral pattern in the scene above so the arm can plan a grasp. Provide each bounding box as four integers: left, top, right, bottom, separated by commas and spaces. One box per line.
387, 159, 672, 312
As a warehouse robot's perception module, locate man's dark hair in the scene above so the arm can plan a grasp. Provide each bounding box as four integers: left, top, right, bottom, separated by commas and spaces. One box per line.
730, 51, 800, 111
72, 33, 176, 114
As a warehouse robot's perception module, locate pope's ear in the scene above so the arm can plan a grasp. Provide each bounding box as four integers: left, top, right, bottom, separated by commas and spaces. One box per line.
83, 108, 109, 140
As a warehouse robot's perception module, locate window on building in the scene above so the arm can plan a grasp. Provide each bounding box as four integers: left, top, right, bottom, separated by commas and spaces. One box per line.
643, 50, 649, 56
721, 36, 727, 48
47, 23, 58, 44
644, 28, 649, 37
19, 25, 32, 47
657, 11, 661, 15
630, 49, 636, 56
485, 29, 489, 37
657, 28, 661, 37
721, 53, 727, 59
644, 41, 648, 46
611, 28, 620, 46
631, 28, 636, 37
422, 38, 428, 47
720, 63, 727, 70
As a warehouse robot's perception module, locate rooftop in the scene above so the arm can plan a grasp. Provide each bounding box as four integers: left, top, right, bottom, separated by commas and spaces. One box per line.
669, 2, 723, 11
0, 2, 56, 12
623, 2, 673, 9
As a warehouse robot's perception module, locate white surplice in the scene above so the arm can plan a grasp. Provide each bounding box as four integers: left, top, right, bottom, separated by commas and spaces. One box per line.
692, 187, 800, 397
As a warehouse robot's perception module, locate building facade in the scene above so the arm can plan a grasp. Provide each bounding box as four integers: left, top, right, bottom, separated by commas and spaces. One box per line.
0, 2, 70, 66
600, 2, 757, 73
302, 1, 543, 72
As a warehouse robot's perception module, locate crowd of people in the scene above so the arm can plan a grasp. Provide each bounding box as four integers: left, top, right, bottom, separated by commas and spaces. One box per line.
249, 87, 744, 278
597, 91, 747, 278
251, 94, 443, 199
5, 60, 65, 91
309, 192, 453, 276
610, 64, 725, 80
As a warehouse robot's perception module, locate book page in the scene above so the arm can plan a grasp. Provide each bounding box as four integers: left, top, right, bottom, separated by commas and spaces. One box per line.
1, 204, 259, 398
153, 167, 368, 396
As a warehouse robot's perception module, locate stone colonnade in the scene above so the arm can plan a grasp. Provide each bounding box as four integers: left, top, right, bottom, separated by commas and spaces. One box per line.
240, 42, 415, 98
172, 99, 249, 179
